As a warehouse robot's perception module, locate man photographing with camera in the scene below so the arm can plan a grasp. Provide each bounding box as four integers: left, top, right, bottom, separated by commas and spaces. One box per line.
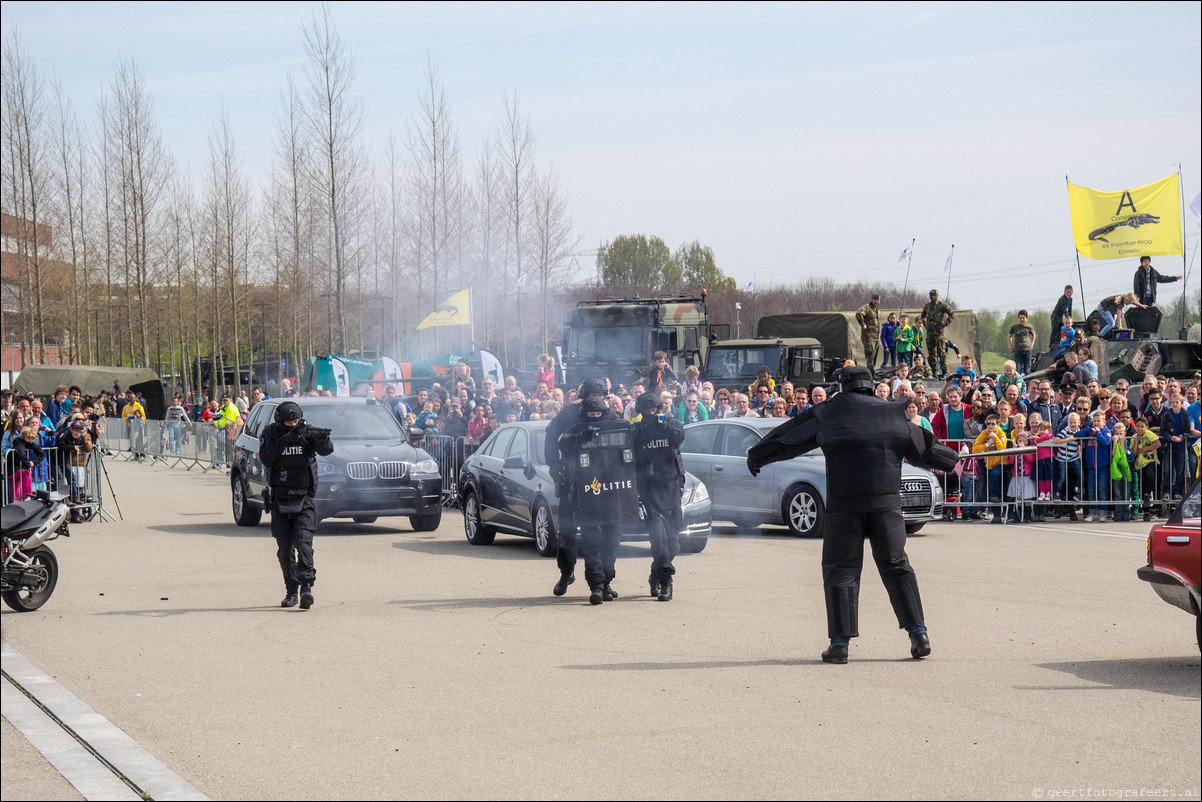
259, 401, 334, 610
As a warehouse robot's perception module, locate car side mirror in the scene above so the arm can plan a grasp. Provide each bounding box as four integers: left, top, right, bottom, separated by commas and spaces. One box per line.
409, 427, 425, 444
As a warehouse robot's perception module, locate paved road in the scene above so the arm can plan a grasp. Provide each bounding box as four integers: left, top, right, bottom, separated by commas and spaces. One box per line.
2, 458, 1199, 800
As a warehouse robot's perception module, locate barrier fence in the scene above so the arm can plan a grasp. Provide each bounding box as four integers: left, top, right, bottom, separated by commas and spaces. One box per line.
937, 436, 1198, 524
2, 442, 113, 521
14, 417, 473, 511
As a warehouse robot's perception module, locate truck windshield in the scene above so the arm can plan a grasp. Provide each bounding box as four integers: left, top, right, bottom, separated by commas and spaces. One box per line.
708, 346, 781, 380
568, 327, 648, 361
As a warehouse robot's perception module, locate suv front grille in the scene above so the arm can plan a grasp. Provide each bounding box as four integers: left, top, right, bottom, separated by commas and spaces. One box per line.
346, 461, 410, 480
346, 462, 377, 480
377, 461, 409, 480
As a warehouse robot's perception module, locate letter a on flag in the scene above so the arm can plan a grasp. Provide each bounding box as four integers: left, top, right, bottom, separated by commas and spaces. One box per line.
1067, 174, 1182, 260
417, 288, 472, 330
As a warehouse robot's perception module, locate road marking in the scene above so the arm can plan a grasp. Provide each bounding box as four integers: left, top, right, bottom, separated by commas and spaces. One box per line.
1018, 524, 1147, 540
1, 640, 208, 801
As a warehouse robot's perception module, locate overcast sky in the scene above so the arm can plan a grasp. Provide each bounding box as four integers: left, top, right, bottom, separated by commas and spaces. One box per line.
4, 1, 1200, 313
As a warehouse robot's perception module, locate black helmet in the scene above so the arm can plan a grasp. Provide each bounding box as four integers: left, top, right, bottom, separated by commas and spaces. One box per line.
581, 397, 608, 416
837, 366, 875, 394
635, 392, 662, 416
275, 401, 303, 423
579, 378, 608, 399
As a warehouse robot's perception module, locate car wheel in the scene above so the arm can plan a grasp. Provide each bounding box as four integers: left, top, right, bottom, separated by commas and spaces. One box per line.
783, 483, 824, 538
352, 515, 378, 524
905, 522, 925, 535
531, 501, 557, 557
462, 491, 495, 545
678, 535, 708, 553
232, 473, 262, 527
410, 508, 442, 532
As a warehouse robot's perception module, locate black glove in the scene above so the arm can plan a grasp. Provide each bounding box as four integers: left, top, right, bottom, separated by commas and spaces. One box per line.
581, 425, 600, 442
747, 459, 760, 477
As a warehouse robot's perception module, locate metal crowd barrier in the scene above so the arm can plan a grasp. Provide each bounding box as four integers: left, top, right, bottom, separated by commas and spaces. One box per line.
934, 435, 1198, 524
98, 418, 242, 472
418, 432, 470, 508
2, 442, 113, 521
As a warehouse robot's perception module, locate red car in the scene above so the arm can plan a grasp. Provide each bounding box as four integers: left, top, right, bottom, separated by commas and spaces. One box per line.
1137, 477, 1201, 651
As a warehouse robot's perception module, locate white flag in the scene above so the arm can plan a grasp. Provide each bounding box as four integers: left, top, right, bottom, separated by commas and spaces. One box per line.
944, 247, 954, 273
1190, 192, 1201, 222
898, 242, 913, 264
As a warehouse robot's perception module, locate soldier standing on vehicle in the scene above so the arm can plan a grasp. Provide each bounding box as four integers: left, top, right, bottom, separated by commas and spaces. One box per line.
259, 401, 334, 609
632, 393, 686, 602
746, 367, 958, 664
856, 293, 882, 373
921, 289, 955, 377
545, 378, 615, 598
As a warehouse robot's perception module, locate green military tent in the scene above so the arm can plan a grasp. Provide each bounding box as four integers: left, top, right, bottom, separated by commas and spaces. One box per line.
13, 365, 168, 419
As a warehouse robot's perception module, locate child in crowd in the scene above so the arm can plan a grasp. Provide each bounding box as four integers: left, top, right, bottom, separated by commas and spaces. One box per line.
1055, 314, 1075, 358
1032, 419, 1056, 502
1130, 416, 1160, 521
681, 365, 702, 397
996, 360, 1025, 398
1075, 410, 1113, 522
536, 354, 556, 391
7, 425, 43, 501
954, 354, 977, 384
416, 400, 438, 431
466, 404, 491, 447
895, 314, 916, 368
973, 414, 1008, 523
1008, 415, 1037, 520
880, 312, 899, 369
1109, 421, 1133, 522
1051, 412, 1082, 521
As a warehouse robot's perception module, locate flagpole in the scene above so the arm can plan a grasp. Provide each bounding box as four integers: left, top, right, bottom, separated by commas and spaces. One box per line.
1066, 175, 1087, 319
945, 244, 954, 296
902, 238, 915, 297
1177, 163, 1189, 336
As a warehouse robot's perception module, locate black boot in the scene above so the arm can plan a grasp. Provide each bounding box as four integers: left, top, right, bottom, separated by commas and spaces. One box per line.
821, 643, 849, 664
553, 572, 575, 597
281, 590, 299, 608
657, 578, 673, 602
589, 586, 604, 605
299, 585, 314, 610
649, 571, 661, 598
602, 583, 618, 601
910, 632, 931, 659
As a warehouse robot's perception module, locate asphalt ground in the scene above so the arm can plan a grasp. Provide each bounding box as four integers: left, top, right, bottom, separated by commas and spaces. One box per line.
1, 457, 1199, 800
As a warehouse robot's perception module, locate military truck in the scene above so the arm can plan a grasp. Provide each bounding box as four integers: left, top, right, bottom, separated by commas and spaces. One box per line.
702, 337, 828, 391
756, 310, 981, 379
560, 294, 726, 389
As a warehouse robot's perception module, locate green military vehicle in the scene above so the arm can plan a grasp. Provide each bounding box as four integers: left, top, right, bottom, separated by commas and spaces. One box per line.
560, 294, 726, 389
1026, 332, 1201, 390
702, 337, 827, 391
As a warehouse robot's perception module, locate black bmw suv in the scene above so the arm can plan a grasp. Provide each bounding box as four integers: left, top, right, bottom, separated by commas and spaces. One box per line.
231, 397, 443, 530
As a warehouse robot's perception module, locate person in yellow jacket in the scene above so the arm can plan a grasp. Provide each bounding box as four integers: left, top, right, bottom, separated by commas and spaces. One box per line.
213, 395, 243, 469
972, 414, 1009, 522
121, 391, 147, 458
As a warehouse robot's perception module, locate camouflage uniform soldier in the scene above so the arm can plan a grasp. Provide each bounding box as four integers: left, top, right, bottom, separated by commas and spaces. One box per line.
921, 289, 955, 377
855, 293, 882, 371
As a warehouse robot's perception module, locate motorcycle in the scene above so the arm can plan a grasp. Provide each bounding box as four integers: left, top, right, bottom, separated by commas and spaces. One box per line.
1, 490, 70, 612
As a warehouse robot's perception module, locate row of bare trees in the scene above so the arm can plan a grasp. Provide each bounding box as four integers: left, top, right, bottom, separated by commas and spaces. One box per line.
1, 6, 581, 396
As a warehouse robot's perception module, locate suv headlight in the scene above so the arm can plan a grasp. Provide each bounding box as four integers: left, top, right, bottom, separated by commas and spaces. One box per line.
683, 480, 709, 505
411, 458, 440, 476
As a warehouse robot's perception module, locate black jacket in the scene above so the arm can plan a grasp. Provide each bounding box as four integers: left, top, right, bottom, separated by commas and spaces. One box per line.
1133, 267, 1177, 306
260, 422, 333, 493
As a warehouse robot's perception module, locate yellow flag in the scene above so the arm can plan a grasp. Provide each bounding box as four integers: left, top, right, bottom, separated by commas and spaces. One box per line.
1068, 174, 1182, 260
416, 288, 472, 330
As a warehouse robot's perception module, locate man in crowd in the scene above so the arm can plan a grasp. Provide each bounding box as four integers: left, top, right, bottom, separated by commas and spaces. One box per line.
921, 289, 955, 377
1008, 310, 1036, 375
855, 293, 882, 372
1132, 256, 1182, 333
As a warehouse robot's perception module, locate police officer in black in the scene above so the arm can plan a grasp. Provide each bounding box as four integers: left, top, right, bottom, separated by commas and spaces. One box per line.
632, 392, 686, 601
259, 401, 334, 609
746, 367, 957, 663
545, 378, 616, 598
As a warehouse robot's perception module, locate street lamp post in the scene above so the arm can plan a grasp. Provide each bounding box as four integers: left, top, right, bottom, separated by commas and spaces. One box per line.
735, 302, 742, 339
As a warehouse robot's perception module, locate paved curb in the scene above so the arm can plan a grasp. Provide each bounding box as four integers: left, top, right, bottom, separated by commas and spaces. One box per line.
2, 640, 208, 801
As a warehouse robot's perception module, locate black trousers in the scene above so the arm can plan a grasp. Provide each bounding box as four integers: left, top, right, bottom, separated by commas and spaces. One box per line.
580, 525, 621, 590
821, 495, 923, 639
644, 488, 682, 580
272, 495, 317, 590
555, 481, 578, 576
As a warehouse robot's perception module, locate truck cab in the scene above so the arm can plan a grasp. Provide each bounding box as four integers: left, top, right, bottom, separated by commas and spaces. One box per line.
703, 337, 825, 390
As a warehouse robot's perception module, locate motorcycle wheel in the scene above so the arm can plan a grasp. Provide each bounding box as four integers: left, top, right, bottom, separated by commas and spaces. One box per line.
1, 546, 59, 612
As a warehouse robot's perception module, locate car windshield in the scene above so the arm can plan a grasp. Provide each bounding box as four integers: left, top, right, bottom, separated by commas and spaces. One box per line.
299, 404, 403, 440
709, 346, 781, 380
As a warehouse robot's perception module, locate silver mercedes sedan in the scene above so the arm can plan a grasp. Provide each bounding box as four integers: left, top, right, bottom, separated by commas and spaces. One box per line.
682, 417, 944, 537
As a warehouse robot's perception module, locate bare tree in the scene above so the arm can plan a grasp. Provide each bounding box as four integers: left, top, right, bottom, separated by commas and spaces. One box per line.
2, 30, 54, 364
50, 78, 89, 364
529, 164, 579, 352
300, 3, 366, 354
496, 91, 538, 368
473, 133, 503, 351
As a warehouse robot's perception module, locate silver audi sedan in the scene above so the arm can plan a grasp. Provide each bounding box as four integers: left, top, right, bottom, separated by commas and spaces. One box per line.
682, 417, 944, 537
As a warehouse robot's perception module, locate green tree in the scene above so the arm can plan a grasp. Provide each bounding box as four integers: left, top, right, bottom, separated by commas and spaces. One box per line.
671, 240, 735, 290
597, 234, 675, 285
